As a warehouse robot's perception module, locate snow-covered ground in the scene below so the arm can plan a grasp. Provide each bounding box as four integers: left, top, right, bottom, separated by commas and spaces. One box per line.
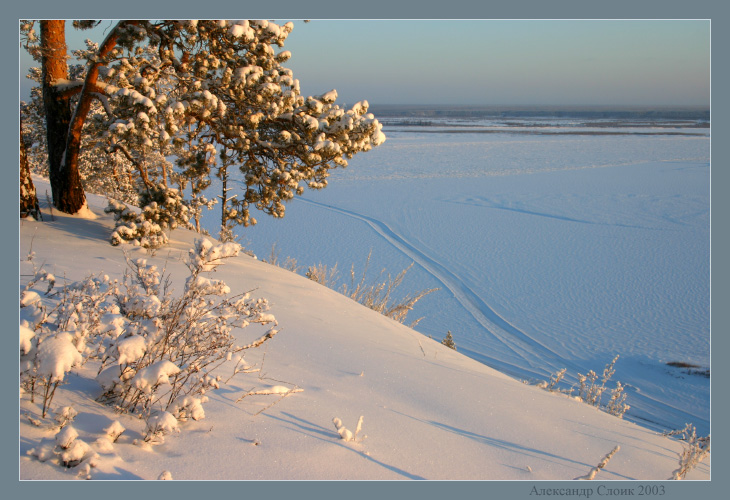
218, 119, 711, 437
19, 165, 710, 481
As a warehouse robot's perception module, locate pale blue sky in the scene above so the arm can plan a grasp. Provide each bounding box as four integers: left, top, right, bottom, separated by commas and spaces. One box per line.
282, 20, 710, 106
19, 19, 710, 107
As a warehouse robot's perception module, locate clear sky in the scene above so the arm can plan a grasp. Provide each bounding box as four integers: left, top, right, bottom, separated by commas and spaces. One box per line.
19, 19, 711, 108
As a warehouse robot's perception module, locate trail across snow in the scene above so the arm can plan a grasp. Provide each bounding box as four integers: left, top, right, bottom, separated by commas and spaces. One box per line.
296, 197, 582, 380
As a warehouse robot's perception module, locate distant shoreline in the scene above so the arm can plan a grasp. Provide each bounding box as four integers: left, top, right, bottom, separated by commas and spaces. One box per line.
380, 127, 709, 137
370, 104, 710, 122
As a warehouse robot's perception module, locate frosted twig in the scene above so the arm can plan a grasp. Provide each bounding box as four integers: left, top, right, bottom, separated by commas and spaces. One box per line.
26, 228, 38, 261
253, 388, 301, 416
575, 445, 620, 480
235, 378, 302, 416
223, 356, 260, 384
354, 415, 364, 440
45, 191, 55, 221
418, 339, 426, 357
258, 348, 269, 380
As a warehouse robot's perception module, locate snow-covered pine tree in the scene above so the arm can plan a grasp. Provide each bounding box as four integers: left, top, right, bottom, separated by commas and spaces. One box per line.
441, 331, 457, 350
20, 20, 386, 241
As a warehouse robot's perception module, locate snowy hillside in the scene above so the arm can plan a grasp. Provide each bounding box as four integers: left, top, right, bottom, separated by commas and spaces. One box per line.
19, 178, 709, 481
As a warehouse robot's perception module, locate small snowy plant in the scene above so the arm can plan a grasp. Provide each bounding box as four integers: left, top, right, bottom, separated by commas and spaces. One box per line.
58, 436, 95, 469
665, 423, 711, 479
332, 416, 365, 443
105, 199, 167, 250
576, 370, 601, 406
605, 382, 630, 418
142, 411, 180, 444
537, 368, 567, 392
53, 406, 78, 429
305, 262, 340, 288
34, 335, 84, 418
27, 425, 99, 470
577, 355, 620, 407
94, 420, 127, 453
104, 421, 126, 443
441, 331, 457, 350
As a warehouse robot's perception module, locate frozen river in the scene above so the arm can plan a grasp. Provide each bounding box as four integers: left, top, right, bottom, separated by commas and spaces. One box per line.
202, 115, 711, 435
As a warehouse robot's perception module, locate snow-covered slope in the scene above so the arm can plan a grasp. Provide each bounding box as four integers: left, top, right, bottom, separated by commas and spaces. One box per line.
19, 179, 709, 481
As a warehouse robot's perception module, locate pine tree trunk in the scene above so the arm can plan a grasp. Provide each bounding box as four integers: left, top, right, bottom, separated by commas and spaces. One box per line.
20, 124, 41, 219
40, 20, 86, 214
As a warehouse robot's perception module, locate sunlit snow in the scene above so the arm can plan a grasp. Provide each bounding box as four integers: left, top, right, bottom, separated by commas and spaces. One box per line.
19, 114, 710, 481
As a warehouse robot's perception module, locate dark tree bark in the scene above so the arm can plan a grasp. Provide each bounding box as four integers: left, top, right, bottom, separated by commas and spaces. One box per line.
40, 20, 86, 213
20, 123, 41, 220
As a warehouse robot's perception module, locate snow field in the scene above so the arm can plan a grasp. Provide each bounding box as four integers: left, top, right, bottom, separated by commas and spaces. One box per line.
232, 124, 710, 435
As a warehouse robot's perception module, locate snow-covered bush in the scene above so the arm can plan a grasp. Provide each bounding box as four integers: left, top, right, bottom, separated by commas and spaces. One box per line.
536, 356, 629, 419
577, 355, 619, 407
665, 423, 711, 479
19, 267, 55, 330
55, 425, 79, 449
142, 411, 180, 444
305, 262, 340, 288
93, 420, 126, 453
306, 251, 438, 327
264, 242, 301, 273
605, 382, 630, 418
20, 238, 280, 428
95, 238, 278, 420
58, 432, 95, 469
20, 261, 118, 416
33, 335, 84, 418
20, 324, 36, 355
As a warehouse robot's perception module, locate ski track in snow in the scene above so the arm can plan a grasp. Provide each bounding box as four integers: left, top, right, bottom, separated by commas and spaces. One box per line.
296, 197, 583, 381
